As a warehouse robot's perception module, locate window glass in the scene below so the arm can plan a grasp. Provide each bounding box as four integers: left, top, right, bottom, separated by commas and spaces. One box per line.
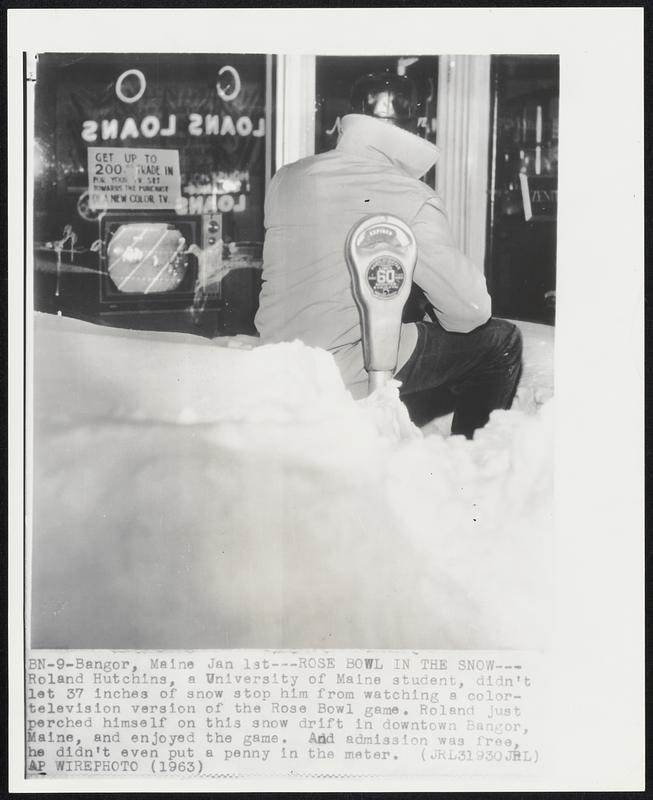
33, 53, 272, 335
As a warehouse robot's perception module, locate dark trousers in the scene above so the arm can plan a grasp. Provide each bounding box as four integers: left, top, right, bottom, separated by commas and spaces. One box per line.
395, 318, 523, 438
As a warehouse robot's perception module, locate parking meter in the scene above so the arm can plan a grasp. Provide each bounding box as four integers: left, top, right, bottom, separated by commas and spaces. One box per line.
345, 214, 418, 395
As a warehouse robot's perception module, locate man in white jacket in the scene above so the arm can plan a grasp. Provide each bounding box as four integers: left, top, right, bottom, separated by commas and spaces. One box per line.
255, 72, 522, 437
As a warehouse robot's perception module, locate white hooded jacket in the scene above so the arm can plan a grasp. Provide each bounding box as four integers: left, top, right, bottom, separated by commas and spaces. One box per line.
255, 114, 491, 399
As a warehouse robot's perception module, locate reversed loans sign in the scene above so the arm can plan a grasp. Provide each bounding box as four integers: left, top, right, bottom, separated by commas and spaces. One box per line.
87, 147, 181, 211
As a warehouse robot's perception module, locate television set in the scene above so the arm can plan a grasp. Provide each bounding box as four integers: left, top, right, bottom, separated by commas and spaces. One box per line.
98, 211, 222, 313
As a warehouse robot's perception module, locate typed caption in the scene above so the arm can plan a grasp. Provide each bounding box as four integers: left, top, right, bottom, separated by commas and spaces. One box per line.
25, 650, 542, 779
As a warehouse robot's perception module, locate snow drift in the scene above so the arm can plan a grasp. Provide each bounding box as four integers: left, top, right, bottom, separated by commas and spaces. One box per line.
31, 312, 554, 650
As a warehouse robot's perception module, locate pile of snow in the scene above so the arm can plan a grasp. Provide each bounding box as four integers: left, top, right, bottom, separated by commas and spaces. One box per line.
513, 319, 555, 412
31, 312, 553, 650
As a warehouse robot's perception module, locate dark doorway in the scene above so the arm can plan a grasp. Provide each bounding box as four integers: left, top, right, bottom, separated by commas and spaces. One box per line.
485, 55, 558, 325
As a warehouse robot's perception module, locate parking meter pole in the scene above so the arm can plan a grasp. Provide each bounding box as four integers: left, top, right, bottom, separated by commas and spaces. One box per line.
368, 370, 394, 394
345, 214, 418, 397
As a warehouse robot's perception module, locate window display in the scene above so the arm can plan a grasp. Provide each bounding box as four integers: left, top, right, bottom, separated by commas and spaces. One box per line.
33, 53, 272, 335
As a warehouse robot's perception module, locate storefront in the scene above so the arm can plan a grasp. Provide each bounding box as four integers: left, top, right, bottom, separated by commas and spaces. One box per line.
31, 52, 558, 335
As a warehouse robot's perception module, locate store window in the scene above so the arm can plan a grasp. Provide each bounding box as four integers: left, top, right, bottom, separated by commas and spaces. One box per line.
33, 53, 275, 336
485, 55, 559, 324
314, 55, 439, 187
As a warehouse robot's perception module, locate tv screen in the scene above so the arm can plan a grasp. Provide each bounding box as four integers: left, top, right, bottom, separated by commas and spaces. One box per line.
99, 213, 204, 309
107, 222, 189, 294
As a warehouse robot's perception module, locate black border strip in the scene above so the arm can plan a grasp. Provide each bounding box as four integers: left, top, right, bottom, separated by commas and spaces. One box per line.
22, 47, 28, 781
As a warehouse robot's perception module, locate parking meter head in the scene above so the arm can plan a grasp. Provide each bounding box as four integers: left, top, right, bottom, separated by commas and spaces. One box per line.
345, 214, 418, 388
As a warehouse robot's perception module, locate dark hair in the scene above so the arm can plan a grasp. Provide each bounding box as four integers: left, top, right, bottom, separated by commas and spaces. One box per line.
350, 72, 418, 132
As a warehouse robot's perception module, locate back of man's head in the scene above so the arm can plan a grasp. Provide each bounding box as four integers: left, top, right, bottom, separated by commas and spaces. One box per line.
350, 72, 418, 134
